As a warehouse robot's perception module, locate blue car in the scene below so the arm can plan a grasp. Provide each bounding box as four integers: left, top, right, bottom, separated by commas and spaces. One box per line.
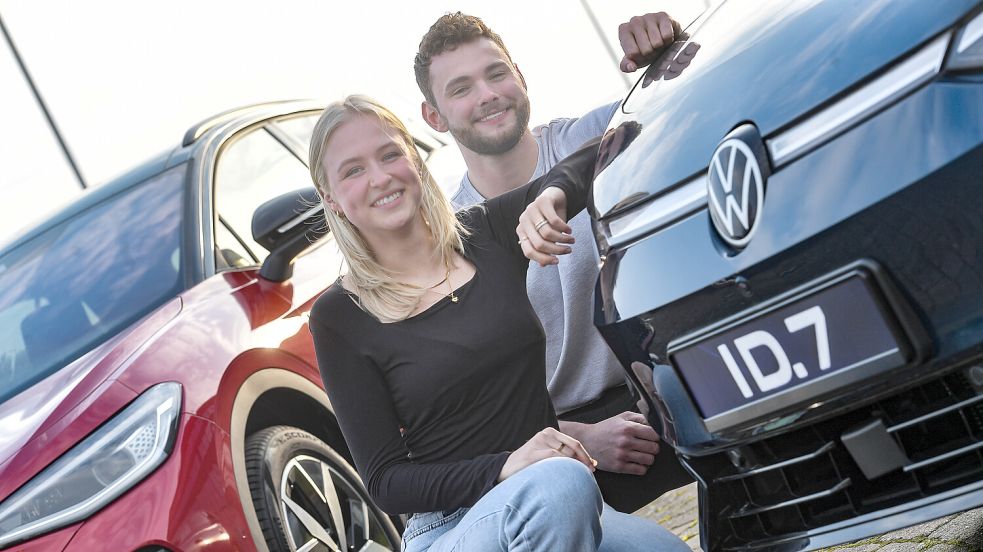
590, 1, 983, 550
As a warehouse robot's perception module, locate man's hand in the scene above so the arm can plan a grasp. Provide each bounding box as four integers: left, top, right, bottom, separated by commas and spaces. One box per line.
560, 412, 660, 475
618, 12, 682, 73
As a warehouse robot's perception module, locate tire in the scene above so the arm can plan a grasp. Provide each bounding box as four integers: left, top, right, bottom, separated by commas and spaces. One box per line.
245, 425, 399, 551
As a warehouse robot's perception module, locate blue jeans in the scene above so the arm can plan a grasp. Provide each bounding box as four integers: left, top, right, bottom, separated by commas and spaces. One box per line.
401, 457, 690, 552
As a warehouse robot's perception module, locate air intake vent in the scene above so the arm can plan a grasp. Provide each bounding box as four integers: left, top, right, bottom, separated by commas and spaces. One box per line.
688, 367, 983, 550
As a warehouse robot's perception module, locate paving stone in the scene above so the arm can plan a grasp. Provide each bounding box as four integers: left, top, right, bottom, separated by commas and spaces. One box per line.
828, 544, 884, 551
927, 510, 983, 551
880, 516, 958, 542
920, 545, 965, 552
877, 544, 919, 551
814, 539, 880, 551
634, 481, 983, 552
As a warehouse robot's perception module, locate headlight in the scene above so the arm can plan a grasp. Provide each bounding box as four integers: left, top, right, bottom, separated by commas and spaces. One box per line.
769, 9, 983, 167
601, 174, 707, 250
767, 32, 950, 167
948, 9, 983, 70
0, 382, 181, 548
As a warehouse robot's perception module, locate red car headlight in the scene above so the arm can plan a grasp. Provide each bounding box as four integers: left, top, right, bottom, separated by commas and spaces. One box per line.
0, 382, 182, 548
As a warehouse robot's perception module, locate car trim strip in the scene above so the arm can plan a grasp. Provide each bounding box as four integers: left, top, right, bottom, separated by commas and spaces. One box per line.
728, 478, 852, 518
886, 393, 983, 433
277, 205, 323, 234
957, 10, 983, 54
904, 440, 983, 473
767, 33, 950, 167
713, 441, 836, 483
605, 175, 706, 249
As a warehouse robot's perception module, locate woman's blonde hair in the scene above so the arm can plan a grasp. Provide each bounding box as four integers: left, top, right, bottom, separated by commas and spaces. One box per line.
309, 95, 467, 323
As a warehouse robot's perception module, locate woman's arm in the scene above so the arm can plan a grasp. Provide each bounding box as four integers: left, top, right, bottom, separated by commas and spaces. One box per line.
476, 136, 602, 263
517, 137, 602, 266
310, 303, 509, 514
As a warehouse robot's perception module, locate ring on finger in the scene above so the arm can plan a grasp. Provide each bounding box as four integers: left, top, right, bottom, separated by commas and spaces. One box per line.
534, 219, 549, 232
518, 236, 530, 245
555, 442, 567, 454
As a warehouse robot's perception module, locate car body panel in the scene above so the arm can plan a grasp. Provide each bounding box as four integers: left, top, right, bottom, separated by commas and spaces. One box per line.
10, 523, 80, 552
600, 78, 983, 330
112, 252, 336, 426
0, 379, 137, 503
594, 0, 979, 216
61, 414, 255, 551
590, 2, 983, 549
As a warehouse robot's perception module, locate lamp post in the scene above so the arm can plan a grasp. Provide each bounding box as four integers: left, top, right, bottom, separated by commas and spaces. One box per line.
0, 10, 87, 190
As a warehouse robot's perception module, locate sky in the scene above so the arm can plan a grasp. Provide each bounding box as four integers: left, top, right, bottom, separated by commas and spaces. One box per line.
0, 0, 705, 242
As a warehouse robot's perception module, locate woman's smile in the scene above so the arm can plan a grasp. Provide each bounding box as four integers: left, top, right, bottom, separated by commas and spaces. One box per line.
372, 190, 404, 208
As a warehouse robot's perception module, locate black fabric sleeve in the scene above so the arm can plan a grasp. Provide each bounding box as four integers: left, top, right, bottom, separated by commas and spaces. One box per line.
534, 136, 602, 221
478, 136, 602, 261
310, 307, 509, 514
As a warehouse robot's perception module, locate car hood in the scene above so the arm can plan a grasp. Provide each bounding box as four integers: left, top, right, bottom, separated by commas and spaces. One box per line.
593, 0, 979, 216
0, 298, 182, 470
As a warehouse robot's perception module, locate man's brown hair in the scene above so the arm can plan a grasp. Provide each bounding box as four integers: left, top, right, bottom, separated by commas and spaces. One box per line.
414, 12, 515, 109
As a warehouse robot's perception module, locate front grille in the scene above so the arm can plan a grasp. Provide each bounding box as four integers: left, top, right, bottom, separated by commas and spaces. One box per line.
688, 367, 983, 550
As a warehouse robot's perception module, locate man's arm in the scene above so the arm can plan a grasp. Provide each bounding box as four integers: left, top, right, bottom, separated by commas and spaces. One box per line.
559, 416, 660, 475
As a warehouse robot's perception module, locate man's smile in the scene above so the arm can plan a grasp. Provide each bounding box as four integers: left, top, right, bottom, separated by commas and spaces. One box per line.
477, 108, 509, 123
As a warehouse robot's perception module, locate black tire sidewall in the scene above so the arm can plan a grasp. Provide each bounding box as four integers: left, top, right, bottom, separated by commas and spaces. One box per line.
245, 425, 399, 551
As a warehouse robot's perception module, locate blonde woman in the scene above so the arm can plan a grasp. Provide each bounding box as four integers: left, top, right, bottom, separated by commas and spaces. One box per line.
307, 95, 687, 552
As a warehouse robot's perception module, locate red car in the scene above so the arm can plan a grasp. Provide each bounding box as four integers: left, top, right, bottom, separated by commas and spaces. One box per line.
0, 100, 461, 551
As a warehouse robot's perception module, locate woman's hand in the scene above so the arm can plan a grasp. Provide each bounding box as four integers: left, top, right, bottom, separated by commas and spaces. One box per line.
517, 187, 576, 267
498, 427, 597, 482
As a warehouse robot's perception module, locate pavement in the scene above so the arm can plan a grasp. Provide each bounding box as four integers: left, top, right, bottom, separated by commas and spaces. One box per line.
636, 483, 983, 551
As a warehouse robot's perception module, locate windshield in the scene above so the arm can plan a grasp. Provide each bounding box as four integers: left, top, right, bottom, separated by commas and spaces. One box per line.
0, 164, 187, 405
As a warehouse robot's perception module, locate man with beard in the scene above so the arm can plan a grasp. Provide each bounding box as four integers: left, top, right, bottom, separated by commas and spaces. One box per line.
414, 12, 692, 513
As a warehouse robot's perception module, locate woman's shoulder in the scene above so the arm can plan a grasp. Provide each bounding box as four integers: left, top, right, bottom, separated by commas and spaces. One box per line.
311, 277, 359, 327
456, 204, 496, 245
455, 203, 484, 228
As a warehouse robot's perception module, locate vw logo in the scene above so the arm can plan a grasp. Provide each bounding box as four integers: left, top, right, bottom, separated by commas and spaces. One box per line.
707, 126, 767, 248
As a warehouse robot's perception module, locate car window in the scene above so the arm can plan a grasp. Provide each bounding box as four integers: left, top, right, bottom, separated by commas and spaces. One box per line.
213, 128, 313, 264
272, 114, 318, 155
0, 163, 186, 405
214, 217, 254, 270
273, 111, 464, 196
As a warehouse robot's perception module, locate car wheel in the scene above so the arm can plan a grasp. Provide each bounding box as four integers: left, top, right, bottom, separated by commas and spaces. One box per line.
245, 425, 399, 551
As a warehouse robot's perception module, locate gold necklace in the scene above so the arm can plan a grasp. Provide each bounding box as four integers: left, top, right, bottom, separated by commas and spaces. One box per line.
427, 261, 459, 303
397, 256, 459, 305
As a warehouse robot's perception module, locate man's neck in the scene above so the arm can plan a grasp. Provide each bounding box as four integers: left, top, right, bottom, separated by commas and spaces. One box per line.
461, 132, 539, 200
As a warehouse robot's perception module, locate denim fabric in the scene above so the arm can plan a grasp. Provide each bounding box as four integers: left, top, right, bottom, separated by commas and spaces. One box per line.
402, 508, 470, 549
401, 457, 689, 552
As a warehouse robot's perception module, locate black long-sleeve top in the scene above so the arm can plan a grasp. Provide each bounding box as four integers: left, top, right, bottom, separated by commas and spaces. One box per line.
309, 139, 599, 515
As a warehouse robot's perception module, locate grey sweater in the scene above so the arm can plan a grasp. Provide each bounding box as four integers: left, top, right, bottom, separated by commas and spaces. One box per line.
450, 101, 624, 414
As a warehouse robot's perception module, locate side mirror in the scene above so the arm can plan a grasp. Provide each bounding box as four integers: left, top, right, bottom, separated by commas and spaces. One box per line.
252, 187, 327, 282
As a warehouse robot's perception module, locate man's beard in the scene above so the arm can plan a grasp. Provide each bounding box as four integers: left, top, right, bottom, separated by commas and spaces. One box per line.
448, 98, 531, 156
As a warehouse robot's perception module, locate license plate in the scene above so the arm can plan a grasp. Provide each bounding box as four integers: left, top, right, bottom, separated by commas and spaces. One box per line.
669, 269, 909, 432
